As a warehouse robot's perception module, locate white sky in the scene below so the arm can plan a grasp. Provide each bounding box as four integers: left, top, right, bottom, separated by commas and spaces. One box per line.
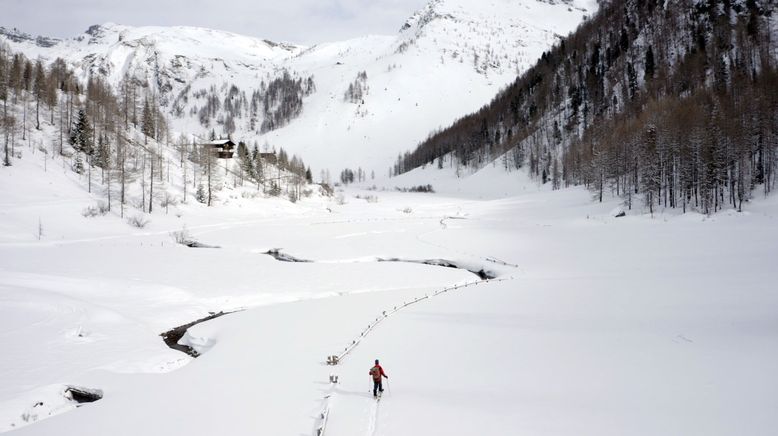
2, 0, 430, 45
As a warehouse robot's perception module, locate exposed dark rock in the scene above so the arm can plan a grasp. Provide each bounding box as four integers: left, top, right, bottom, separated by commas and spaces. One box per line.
183, 240, 220, 248
264, 249, 312, 263
0, 27, 60, 47
65, 386, 103, 404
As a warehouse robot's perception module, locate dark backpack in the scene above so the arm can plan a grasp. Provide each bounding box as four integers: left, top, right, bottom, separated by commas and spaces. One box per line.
370, 365, 381, 380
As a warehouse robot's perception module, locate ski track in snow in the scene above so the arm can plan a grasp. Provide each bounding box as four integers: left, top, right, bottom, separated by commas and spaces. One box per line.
367, 396, 379, 436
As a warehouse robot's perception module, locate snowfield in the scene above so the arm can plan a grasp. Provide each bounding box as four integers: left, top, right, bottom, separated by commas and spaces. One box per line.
1, 152, 777, 435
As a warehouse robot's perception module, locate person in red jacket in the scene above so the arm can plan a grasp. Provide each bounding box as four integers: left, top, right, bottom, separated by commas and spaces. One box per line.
369, 359, 388, 397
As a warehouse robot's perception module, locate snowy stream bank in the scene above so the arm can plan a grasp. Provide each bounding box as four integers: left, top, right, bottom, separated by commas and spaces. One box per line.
263, 248, 499, 279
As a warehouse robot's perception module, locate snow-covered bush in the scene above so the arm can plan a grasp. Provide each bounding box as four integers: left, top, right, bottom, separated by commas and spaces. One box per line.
319, 184, 334, 197
195, 185, 207, 204
355, 194, 378, 203
395, 184, 435, 193
81, 202, 109, 218
170, 226, 192, 245
127, 214, 150, 228
267, 182, 281, 197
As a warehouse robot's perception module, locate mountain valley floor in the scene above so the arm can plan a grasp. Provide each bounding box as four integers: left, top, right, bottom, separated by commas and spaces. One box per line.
1, 160, 776, 435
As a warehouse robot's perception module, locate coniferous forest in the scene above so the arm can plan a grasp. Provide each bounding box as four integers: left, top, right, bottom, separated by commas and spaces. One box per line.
399, 0, 777, 213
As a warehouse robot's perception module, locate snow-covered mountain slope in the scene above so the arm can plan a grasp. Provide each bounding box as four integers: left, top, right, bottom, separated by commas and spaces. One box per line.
1, 0, 596, 174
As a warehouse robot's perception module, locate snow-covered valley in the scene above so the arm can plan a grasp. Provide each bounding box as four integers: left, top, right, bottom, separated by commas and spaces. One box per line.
2, 0, 778, 434
1, 150, 776, 435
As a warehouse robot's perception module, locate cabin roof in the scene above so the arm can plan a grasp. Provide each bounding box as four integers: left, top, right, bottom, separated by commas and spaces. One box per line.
201, 139, 235, 146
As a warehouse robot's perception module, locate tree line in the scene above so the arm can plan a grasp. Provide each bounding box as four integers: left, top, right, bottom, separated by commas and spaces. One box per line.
344, 71, 368, 104
187, 70, 315, 137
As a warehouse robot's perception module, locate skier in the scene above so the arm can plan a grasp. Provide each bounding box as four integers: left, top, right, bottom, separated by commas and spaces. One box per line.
369, 359, 388, 398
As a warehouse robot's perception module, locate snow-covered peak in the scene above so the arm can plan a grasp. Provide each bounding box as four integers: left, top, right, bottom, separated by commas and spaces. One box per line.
71, 22, 304, 60
399, 0, 455, 33
84, 23, 114, 38
0, 26, 60, 48
391, 0, 594, 77
1, 0, 596, 173
400, 0, 591, 36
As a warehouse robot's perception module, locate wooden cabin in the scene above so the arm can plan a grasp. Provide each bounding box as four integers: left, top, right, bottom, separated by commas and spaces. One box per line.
201, 139, 236, 159
258, 152, 277, 164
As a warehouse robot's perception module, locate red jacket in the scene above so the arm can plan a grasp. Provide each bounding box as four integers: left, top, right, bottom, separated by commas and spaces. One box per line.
369, 364, 387, 381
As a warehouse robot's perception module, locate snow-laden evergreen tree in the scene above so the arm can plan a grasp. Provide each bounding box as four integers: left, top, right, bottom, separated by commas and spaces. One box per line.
69, 109, 94, 154
94, 133, 111, 183
195, 184, 207, 204
21, 59, 32, 92
141, 99, 154, 144
7, 55, 21, 104
33, 59, 45, 130
73, 150, 85, 174
236, 141, 255, 185
70, 109, 94, 176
